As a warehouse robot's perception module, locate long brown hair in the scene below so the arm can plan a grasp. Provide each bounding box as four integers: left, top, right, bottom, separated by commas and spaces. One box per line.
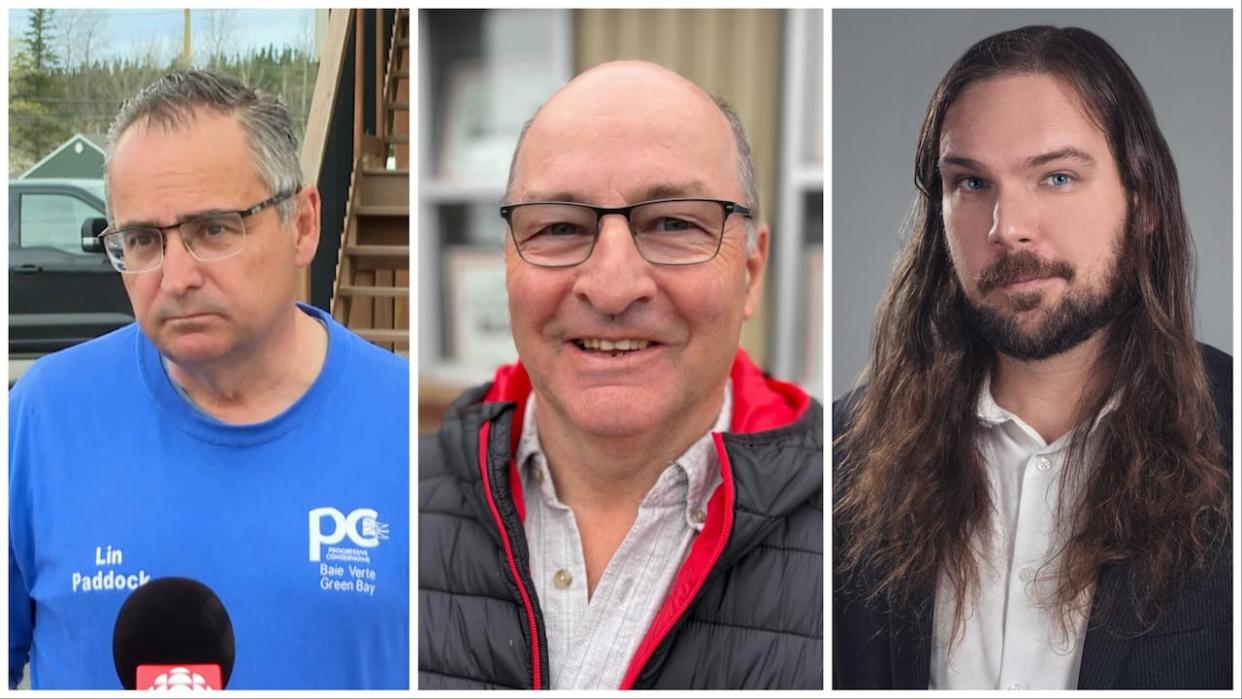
835, 25, 1229, 646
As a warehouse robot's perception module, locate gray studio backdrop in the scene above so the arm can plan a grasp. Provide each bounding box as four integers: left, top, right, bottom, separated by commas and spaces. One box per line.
832, 9, 1234, 398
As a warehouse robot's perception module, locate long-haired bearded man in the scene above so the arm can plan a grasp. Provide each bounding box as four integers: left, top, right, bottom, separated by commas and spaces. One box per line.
833, 25, 1231, 691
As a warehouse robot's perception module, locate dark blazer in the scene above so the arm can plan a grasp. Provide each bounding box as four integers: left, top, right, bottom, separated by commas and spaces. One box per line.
832, 344, 1233, 690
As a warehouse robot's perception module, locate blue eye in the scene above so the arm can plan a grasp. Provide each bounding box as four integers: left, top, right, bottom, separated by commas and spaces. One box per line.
959, 176, 986, 192
1048, 173, 1073, 187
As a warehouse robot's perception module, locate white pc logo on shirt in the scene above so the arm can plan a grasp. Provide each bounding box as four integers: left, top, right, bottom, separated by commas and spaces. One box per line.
308, 507, 388, 561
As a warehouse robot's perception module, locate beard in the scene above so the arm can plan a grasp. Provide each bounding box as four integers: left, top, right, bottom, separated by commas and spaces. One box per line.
959, 232, 1137, 362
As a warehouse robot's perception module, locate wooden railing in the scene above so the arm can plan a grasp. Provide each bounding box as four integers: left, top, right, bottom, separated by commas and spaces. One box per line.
297, 9, 401, 309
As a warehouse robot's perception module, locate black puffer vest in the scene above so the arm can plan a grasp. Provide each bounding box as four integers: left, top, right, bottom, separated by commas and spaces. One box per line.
419, 351, 823, 689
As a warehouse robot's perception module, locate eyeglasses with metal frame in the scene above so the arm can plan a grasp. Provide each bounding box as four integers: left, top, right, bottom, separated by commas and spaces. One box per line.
98, 189, 300, 273
499, 197, 753, 268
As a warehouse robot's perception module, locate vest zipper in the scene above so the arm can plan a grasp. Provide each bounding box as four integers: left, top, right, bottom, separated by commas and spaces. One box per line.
477, 420, 543, 689
618, 431, 736, 688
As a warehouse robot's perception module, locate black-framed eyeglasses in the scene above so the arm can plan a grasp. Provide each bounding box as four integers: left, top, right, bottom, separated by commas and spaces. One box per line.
499, 197, 752, 268
99, 189, 300, 273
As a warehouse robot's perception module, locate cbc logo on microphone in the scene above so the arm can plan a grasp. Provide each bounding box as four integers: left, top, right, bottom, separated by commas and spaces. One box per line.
308, 507, 390, 562
141, 665, 219, 691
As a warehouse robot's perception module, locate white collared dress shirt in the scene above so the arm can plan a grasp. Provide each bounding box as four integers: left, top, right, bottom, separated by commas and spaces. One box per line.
930, 376, 1114, 690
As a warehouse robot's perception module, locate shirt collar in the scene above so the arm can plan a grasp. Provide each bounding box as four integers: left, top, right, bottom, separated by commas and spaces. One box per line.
974, 372, 1011, 427
975, 372, 1121, 442
515, 381, 732, 531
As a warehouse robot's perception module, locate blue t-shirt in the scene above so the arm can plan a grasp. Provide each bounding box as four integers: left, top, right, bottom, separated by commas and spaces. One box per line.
9, 304, 409, 689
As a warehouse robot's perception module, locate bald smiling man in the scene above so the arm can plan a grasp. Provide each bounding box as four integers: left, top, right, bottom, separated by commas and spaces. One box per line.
418, 61, 823, 690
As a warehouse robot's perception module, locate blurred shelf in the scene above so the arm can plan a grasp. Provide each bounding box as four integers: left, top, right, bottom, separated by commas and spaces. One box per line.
419, 360, 513, 434
421, 180, 507, 202
419, 9, 572, 374
792, 165, 824, 191
420, 359, 508, 389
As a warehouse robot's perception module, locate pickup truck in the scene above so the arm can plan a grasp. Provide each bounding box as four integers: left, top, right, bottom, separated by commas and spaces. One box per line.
8, 178, 132, 381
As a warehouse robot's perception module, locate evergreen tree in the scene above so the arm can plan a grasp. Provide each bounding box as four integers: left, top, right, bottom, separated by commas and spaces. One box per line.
9, 10, 320, 176
10, 9, 69, 176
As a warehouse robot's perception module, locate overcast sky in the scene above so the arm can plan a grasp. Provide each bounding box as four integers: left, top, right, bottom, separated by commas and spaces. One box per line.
8, 9, 318, 66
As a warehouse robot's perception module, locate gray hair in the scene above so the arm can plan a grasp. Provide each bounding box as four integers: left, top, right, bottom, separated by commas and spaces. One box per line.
714, 95, 760, 251
104, 70, 301, 223
504, 95, 761, 252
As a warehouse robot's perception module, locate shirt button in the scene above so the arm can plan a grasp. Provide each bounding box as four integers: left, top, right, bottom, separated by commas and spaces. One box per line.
1036, 456, 1051, 472
1007, 682, 1023, 689
1019, 567, 1036, 583
553, 569, 572, 589
533, 469, 545, 485
690, 509, 707, 524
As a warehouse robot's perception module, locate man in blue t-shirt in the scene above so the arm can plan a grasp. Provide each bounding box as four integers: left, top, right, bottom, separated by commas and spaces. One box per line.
8, 70, 408, 689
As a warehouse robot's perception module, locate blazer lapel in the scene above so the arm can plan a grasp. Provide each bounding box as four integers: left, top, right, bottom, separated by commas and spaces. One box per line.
1077, 562, 1135, 689
885, 566, 1135, 689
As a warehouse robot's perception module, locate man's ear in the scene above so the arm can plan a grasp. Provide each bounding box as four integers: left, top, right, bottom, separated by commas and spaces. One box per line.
742, 225, 769, 320
292, 185, 322, 268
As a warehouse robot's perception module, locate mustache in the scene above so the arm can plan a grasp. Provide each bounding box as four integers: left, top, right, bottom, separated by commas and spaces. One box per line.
976, 251, 1075, 293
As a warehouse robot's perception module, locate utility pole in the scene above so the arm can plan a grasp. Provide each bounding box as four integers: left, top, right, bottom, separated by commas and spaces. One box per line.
183, 9, 191, 66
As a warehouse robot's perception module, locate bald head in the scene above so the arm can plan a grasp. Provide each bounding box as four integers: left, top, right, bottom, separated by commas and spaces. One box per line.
539, 60, 724, 134
505, 60, 759, 245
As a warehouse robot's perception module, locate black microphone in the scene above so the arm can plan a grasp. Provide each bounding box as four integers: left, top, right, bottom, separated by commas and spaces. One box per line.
112, 577, 235, 690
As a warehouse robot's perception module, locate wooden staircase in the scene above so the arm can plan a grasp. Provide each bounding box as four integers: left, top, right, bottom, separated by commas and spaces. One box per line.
331, 9, 410, 354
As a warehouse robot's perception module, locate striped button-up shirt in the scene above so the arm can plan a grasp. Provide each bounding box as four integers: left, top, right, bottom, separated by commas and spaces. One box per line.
515, 383, 731, 689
